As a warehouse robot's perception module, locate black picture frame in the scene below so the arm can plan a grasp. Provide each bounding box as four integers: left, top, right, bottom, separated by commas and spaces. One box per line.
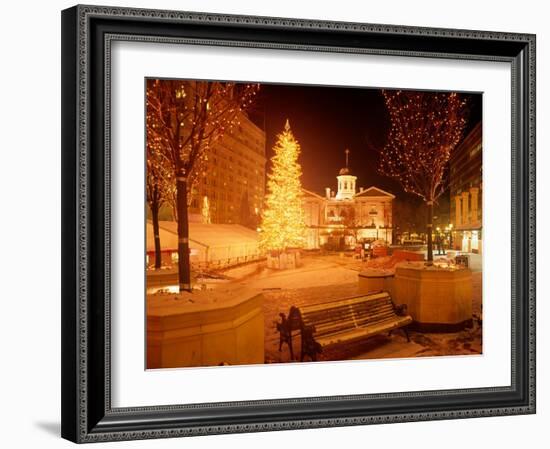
61, 4, 536, 443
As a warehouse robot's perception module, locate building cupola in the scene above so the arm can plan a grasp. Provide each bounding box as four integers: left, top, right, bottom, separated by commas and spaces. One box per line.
335, 149, 357, 200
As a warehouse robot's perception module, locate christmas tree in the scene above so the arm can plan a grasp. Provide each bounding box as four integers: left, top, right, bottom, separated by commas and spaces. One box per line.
260, 120, 306, 252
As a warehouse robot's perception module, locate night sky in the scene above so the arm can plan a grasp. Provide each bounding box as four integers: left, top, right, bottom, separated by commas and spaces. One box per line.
248, 83, 481, 203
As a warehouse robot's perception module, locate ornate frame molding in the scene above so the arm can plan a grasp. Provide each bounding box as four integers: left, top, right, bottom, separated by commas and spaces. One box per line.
61, 4, 536, 443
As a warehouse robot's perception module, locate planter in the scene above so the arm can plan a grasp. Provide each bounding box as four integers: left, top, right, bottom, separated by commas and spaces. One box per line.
147, 288, 264, 368
358, 270, 395, 296
266, 249, 302, 270
394, 262, 472, 332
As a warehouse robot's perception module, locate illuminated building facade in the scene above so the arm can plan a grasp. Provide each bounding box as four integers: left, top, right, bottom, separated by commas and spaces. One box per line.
301, 151, 394, 249
188, 112, 266, 225
449, 122, 482, 254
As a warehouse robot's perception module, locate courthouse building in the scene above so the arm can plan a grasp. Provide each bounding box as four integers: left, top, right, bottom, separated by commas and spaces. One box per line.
302, 151, 394, 249
449, 122, 482, 254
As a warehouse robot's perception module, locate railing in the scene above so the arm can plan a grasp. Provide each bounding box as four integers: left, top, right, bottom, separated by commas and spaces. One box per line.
191, 254, 266, 271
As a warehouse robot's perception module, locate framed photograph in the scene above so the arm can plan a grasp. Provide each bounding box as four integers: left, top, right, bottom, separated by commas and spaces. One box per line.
61, 4, 536, 443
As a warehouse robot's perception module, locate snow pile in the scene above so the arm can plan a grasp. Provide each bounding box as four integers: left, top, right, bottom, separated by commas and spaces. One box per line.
361, 267, 394, 276
363, 255, 407, 273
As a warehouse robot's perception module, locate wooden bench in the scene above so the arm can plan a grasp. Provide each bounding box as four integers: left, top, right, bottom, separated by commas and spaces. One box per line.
276, 291, 412, 361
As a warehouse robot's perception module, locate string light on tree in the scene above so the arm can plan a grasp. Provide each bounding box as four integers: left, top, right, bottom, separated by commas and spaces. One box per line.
146, 80, 259, 291
146, 104, 175, 270
379, 90, 468, 262
260, 119, 306, 252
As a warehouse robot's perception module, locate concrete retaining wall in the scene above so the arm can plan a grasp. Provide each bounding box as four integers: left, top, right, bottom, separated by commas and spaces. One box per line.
394, 263, 473, 331
147, 290, 264, 368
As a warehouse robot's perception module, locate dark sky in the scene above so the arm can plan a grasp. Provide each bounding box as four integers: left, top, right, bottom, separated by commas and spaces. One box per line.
248, 83, 481, 202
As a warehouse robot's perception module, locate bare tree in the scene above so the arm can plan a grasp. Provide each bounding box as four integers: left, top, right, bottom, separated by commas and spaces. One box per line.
393, 197, 427, 238
341, 205, 358, 243
146, 80, 258, 291
379, 90, 468, 262
146, 133, 174, 269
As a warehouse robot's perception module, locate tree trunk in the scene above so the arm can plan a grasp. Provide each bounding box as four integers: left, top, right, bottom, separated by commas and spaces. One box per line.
426, 200, 434, 263
176, 173, 192, 292
151, 199, 162, 270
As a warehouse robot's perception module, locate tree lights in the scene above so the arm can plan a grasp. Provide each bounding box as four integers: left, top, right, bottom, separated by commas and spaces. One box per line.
260, 120, 306, 252
145, 130, 174, 270
379, 90, 468, 262
146, 80, 259, 291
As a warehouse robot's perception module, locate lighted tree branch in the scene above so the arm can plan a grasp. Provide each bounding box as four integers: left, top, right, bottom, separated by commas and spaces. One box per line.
146, 79, 259, 291
146, 126, 174, 269
379, 90, 468, 261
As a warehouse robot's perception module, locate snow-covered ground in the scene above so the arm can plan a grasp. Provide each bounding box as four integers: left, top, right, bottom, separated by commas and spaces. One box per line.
147, 253, 482, 363
224, 253, 362, 290
224, 254, 483, 364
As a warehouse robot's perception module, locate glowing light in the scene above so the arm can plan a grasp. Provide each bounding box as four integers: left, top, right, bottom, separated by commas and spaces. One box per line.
260, 120, 306, 252
379, 90, 468, 261
146, 79, 259, 291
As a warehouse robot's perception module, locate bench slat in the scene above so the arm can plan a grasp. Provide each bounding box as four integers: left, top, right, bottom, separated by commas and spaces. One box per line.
312, 311, 399, 337
322, 315, 412, 339
315, 316, 413, 347
299, 292, 391, 314
302, 301, 393, 322
304, 309, 395, 329
300, 302, 391, 319
302, 304, 394, 329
